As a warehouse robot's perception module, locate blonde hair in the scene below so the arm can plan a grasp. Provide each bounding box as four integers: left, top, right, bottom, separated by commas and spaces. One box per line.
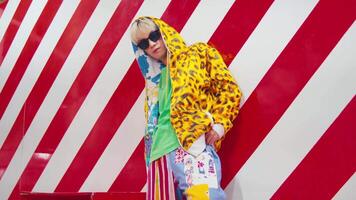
130, 17, 158, 45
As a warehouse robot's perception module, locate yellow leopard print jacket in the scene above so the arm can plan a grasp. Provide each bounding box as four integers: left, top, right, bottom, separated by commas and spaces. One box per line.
147, 17, 242, 151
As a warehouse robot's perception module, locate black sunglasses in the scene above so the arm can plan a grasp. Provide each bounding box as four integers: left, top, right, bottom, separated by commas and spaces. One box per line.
137, 30, 161, 50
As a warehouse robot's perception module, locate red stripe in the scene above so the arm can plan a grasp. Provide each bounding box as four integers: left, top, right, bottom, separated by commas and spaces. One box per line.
0, 0, 63, 180
41, 0, 142, 191
272, 97, 356, 199
0, 0, 9, 18
108, 140, 146, 192
51, 0, 144, 192
0, 0, 32, 66
0, 0, 61, 116
209, 0, 274, 66
163, 156, 169, 200
0, 0, 60, 119
219, 0, 356, 188
158, 158, 164, 199
7, 1, 100, 198
111, 0, 273, 191
152, 159, 156, 200
106, 0, 200, 190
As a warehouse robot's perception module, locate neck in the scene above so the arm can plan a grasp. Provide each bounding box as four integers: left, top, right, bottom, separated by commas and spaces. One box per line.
160, 54, 168, 65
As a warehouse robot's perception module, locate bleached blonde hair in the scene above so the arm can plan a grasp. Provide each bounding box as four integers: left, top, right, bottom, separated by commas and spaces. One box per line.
130, 17, 158, 45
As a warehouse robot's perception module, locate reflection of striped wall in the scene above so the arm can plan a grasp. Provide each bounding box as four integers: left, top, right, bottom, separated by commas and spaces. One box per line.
0, 0, 355, 199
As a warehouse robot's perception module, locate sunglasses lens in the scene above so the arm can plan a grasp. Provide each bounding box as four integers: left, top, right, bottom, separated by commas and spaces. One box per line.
137, 39, 149, 49
137, 30, 161, 50
149, 30, 161, 42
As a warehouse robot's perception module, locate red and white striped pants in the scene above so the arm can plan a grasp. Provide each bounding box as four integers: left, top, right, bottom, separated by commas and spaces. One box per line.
147, 155, 177, 200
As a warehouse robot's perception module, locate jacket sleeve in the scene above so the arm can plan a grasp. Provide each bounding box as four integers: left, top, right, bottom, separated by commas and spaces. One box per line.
206, 45, 242, 135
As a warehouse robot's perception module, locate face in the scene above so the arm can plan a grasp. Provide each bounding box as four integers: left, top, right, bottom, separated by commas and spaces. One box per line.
136, 29, 168, 63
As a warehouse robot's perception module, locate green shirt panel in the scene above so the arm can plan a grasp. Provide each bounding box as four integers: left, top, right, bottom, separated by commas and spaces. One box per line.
150, 67, 180, 162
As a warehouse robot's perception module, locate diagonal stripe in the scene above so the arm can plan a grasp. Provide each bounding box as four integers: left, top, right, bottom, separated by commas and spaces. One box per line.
0, 0, 62, 120
0, 0, 80, 151
28, 0, 135, 192
0, 0, 63, 180
272, 96, 356, 199
333, 173, 356, 200
51, 0, 171, 192
219, 0, 356, 188
225, 22, 356, 199
51, 0, 144, 192
79, 90, 146, 192
177, 0, 236, 45
0, 0, 44, 90
109, 139, 146, 192
0, 0, 98, 199
0, 0, 20, 41
208, 0, 274, 66
5, 0, 98, 198
223, 0, 319, 196
79, 0, 200, 191
0, 0, 30, 65
0, 0, 9, 18
228, 0, 318, 105
109, 0, 273, 191
50, 3, 169, 191
0, 0, 111, 196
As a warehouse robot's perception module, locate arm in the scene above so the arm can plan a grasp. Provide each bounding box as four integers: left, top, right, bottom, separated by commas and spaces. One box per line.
206, 45, 242, 136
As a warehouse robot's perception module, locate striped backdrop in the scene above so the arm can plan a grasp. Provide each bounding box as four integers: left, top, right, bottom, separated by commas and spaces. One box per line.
0, 0, 355, 199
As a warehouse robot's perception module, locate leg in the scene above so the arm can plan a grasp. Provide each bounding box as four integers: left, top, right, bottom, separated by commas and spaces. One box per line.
147, 155, 176, 200
167, 146, 226, 200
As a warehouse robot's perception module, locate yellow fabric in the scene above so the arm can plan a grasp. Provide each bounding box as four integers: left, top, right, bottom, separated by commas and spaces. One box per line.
185, 184, 209, 200
144, 17, 242, 152
155, 164, 160, 200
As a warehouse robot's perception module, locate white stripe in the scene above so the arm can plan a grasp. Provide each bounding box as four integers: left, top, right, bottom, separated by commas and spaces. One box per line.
0, 0, 121, 197
0, 0, 21, 41
0, 0, 47, 92
225, 22, 356, 199
0, 0, 80, 150
141, 183, 147, 192
179, 0, 235, 45
80, 0, 234, 191
78, 0, 171, 191
0, 0, 105, 199
31, 0, 124, 192
38, 0, 171, 192
333, 173, 356, 200
80, 91, 146, 192
224, 0, 318, 195
228, 0, 318, 105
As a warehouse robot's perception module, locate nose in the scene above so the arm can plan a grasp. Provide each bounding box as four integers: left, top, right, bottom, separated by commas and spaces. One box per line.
148, 39, 156, 48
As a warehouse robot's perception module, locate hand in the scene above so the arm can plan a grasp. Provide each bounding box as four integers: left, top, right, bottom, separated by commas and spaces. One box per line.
205, 129, 220, 145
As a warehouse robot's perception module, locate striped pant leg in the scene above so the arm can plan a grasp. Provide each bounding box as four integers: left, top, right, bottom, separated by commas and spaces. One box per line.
147, 155, 176, 200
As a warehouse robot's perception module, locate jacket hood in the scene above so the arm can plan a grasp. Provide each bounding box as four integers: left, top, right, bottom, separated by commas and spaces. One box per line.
131, 16, 186, 81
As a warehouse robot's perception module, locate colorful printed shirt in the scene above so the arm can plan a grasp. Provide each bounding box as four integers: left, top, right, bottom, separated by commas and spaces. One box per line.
150, 67, 180, 162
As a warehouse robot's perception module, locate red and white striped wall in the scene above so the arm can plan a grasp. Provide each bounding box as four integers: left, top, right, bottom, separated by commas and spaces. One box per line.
0, 0, 355, 199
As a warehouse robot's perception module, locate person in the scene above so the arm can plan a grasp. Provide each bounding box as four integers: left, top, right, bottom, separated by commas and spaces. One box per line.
130, 16, 241, 200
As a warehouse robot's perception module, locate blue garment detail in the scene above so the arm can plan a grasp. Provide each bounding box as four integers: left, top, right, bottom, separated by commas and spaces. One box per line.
132, 42, 163, 166
167, 145, 226, 200
138, 55, 149, 76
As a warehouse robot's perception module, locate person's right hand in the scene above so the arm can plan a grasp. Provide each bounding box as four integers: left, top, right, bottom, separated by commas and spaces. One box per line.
205, 129, 219, 145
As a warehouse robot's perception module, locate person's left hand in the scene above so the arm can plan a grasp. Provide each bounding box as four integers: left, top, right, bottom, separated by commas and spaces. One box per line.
205, 129, 220, 145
